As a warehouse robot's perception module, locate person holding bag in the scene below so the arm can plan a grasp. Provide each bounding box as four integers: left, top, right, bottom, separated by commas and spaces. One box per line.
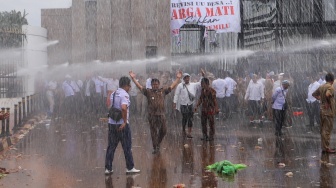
173, 69, 205, 138
105, 76, 140, 175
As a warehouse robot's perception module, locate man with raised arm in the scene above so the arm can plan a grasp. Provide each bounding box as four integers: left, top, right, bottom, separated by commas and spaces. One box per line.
173, 69, 205, 138
129, 70, 182, 154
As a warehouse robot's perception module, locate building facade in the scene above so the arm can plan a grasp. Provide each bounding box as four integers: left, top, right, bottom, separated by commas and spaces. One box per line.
42, 0, 171, 73
42, 0, 336, 75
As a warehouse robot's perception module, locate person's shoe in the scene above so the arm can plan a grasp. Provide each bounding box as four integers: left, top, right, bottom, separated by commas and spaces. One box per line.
322, 149, 336, 154
126, 168, 140, 173
105, 169, 113, 175
186, 134, 193, 138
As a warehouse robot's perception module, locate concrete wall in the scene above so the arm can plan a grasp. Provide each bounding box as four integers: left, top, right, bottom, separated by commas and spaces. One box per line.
42, 0, 172, 73
41, 8, 72, 65
22, 25, 47, 95
97, 0, 112, 62
72, 0, 86, 63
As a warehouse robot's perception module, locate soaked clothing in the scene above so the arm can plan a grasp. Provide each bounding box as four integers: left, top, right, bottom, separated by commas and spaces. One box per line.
272, 86, 288, 136
312, 82, 335, 151
141, 87, 172, 115
196, 87, 218, 138
312, 83, 335, 117
141, 87, 172, 150
148, 115, 167, 149
320, 115, 333, 150
196, 87, 218, 115
105, 88, 135, 171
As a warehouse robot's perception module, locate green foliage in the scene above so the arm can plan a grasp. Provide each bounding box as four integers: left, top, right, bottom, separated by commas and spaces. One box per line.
0, 10, 28, 48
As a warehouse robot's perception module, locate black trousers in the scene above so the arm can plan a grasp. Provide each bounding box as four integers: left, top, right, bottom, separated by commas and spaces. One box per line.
306, 101, 320, 126
274, 109, 285, 136
180, 104, 194, 130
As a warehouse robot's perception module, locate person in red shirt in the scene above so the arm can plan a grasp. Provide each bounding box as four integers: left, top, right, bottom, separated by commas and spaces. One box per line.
194, 78, 219, 141
0, 111, 9, 120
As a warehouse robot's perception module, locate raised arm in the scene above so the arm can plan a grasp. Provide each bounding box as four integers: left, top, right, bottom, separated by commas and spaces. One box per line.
201, 68, 206, 77
129, 71, 143, 91
170, 70, 182, 90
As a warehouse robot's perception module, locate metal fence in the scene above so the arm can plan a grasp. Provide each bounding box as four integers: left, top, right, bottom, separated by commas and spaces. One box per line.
0, 57, 25, 98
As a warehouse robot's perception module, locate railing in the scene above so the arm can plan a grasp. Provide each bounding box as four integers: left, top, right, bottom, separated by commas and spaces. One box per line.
1, 93, 43, 137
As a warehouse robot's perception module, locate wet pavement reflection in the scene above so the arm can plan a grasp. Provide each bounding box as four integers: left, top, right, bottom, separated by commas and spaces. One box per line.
1, 113, 336, 187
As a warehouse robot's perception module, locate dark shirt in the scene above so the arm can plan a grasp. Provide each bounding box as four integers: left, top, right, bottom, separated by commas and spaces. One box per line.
142, 87, 172, 115
197, 87, 218, 115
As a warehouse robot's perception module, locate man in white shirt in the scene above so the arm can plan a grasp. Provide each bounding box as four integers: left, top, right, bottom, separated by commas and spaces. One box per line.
46, 80, 57, 118
92, 75, 104, 114
212, 76, 227, 119
98, 74, 119, 108
83, 73, 96, 114
62, 75, 75, 118
105, 76, 140, 175
306, 74, 321, 128
318, 72, 326, 84
173, 69, 204, 138
245, 74, 264, 124
224, 72, 237, 117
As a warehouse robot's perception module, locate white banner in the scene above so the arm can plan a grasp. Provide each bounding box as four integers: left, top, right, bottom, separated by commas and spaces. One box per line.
171, 0, 241, 36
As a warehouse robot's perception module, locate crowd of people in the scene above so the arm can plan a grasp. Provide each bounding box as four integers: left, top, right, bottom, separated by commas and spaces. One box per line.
33, 68, 336, 174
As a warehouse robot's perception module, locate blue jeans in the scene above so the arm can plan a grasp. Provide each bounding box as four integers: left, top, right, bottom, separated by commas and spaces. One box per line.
105, 123, 134, 171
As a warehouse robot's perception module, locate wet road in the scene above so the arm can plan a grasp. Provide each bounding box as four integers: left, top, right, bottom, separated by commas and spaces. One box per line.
0, 112, 336, 188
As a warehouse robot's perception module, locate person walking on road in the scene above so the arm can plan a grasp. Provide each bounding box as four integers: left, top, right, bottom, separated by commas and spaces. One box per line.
272, 80, 290, 137
129, 70, 182, 154
173, 69, 205, 138
245, 74, 264, 125
312, 73, 336, 154
194, 77, 219, 141
105, 76, 140, 175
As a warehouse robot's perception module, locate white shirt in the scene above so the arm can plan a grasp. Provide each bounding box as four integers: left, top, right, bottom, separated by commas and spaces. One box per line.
76, 80, 83, 89
85, 80, 92, 96
70, 81, 80, 93
92, 77, 104, 93
318, 78, 325, 84
146, 78, 152, 89
98, 76, 119, 91
212, 78, 227, 98
108, 88, 130, 124
224, 77, 237, 96
272, 80, 281, 93
245, 81, 264, 101
174, 82, 201, 106
62, 81, 75, 97
249, 78, 265, 91
306, 81, 320, 103
47, 81, 57, 90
